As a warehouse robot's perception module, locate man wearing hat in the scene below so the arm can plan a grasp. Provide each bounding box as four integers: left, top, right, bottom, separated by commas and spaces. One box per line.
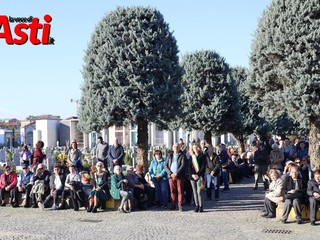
12, 164, 33, 208
0, 166, 18, 207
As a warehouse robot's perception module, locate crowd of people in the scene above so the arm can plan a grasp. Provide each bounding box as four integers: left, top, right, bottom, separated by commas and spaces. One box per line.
0, 135, 319, 226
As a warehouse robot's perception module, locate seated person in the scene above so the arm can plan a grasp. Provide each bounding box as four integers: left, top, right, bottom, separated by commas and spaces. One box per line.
111, 165, 132, 213
307, 169, 320, 226
43, 164, 67, 210
87, 162, 111, 213
59, 163, 83, 211
126, 165, 145, 210
262, 169, 283, 218
0, 166, 18, 207
281, 165, 305, 224
135, 164, 155, 207
12, 164, 33, 208
30, 163, 51, 208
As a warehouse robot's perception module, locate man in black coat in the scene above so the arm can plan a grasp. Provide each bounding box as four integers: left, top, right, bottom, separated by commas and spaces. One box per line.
281, 166, 305, 224
307, 169, 320, 226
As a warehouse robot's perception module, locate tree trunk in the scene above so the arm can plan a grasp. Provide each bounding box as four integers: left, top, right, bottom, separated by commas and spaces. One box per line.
235, 134, 245, 154
136, 118, 149, 173
309, 121, 320, 170
204, 131, 212, 145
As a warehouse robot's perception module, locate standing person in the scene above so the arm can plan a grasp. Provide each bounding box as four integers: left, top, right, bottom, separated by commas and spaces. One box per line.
200, 140, 208, 154
281, 166, 305, 224
108, 138, 124, 173
87, 162, 111, 213
0, 166, 18, 207
67, 141, 83, 173
43, 164, 67, 210
269, 143, 284, 172
31, 140, 46, 172
164, 143, 186, 212
307, 169, 320, 226
189, 143, 206, 212
179, 138, 187, 154
12, 164, 33, 208
96, 136, 109, 171
20, 145, 32, 166
219, 144, 230, 192
149, 150, 168, 208
205, 145, 220, 201
253, 143, 270, 190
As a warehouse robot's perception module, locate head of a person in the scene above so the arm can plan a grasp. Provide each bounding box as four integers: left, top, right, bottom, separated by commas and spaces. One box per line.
200, 140, 206, 149
271, 143, 279, 150
36, 140, 44, 149
135, 164, 143, 173
314, 169, 320, 183
114, 138, 119, 147
53, 164, 61, 174
258, 143, 265, 150
37, 163, 45, 173
4, 166, 11, 175
289, 166, 299, 180
71, 141, 78, 149
179, 138, 184, 144
301, 156, 309, 166
127, 166, 134, 175
284, 139, 290, 146
22, 164, 29, 173
207, 145, 214, 155
192, 143, 201, 155
299, 142, 305, 149
154, 150, 162, 160
219, 143, 226, 151
172, 143, 180, 154
69, 163, 76, 173
22, 145, 28, 152
96, 162, 104, 171
97, 136, 103, 143
295, 157, 303, 167
114, 165, 122, 175
269, 169, 280, 181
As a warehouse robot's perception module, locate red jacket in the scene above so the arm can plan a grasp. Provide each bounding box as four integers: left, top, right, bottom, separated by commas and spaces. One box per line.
0, 172, 18, 190
32, 148, 46, 166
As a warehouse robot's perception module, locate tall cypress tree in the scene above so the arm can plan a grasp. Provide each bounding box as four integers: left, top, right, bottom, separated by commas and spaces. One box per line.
78, 7, 182, 169
180, 50, 239, 145
248, 0, 319, 168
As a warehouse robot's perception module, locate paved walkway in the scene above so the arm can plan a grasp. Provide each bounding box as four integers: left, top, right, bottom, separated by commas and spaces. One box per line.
0, 178, 318, 240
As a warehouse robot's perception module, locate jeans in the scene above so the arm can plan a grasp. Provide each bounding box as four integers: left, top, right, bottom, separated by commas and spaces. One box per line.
205, 174, 220, 199
152, 179, 168, 206
222, 169, 229, 190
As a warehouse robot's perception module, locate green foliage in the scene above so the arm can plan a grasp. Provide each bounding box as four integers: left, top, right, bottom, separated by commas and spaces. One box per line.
124, 152, 132, 166
179, 50, 240, 135
248, 0, 320, 129
78, 6, 182, 133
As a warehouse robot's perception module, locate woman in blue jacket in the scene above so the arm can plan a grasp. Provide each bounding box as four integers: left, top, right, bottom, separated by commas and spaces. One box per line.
149, 150, 168, 208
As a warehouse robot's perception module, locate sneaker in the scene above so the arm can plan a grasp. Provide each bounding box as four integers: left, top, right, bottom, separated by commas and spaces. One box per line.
297, 219, 302, 224
281, 219, 286, 224
50, 204, 58, 210
38, 202, 44, 211
178, 206, 183, 212
12, 203, 19, 208
87, 205, 93, 212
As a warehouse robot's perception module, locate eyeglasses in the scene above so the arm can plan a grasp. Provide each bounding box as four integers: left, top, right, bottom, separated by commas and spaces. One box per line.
97, 165, 103, 167
295, 161, 301, 164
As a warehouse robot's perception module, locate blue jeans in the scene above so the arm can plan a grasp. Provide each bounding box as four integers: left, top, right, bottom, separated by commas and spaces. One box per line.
205, 174, 220, 199
152, 179, 168, 206
222, 169, 229, 190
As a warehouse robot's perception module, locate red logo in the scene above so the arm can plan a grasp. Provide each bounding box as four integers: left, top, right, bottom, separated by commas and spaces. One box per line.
0, 14, 54, 45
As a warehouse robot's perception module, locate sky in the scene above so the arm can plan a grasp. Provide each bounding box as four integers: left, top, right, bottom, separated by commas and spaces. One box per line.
0, 0, 271, 120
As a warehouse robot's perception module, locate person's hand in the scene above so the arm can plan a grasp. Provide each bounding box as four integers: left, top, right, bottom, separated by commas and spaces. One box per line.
171, 173, 177, 179
210, 171, 215, 177
288, 190, 296, 194
192, 174, 199, 181
313, 192, 320, 198
113, 159, 118, 164
123, 179, 128, 184
5, 186, 10, 191
18, 186, 23, 192
96, 187, 101, 191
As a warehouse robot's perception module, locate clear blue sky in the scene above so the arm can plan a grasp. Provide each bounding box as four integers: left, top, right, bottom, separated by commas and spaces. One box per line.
0, 0, 271, 120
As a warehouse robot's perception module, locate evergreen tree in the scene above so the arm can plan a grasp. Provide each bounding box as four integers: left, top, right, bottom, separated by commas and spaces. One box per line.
180, 50, 239, 145
78, 7, 182, 169
248, 0, 319, 168
231, 66, 271, 152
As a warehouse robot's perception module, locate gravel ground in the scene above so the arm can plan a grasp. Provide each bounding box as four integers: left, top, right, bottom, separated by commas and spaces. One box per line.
0, 177, 318, 240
